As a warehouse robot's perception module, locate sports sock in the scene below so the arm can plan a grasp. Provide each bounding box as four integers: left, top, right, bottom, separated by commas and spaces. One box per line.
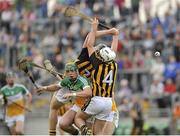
49, 129, 56, 135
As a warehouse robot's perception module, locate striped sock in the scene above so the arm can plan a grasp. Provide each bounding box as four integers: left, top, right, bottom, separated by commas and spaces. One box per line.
49, 129, 56, 135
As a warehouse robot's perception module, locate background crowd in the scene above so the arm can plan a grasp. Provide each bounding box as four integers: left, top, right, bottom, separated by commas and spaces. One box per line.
0, 0, 180, 135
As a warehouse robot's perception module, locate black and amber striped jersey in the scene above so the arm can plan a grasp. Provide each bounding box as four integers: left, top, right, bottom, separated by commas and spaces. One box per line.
57, 103, 72, 116
75, 48, 94, 79
58, 105, 66, 116
89, 52, 118, 97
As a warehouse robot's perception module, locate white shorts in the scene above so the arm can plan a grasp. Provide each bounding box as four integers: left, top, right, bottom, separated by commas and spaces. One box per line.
82, 96, 112, 121
5, 115, 24, 127
110, 110, 119, 128
70, 104, 80, 112
55, 88, 72, 104
69, 104, 95, 123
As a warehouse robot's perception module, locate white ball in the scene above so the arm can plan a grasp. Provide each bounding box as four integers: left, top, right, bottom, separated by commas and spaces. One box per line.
154, 51, 160, 57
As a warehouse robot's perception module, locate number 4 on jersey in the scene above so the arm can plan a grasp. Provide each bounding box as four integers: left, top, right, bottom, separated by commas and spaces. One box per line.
103, 70, 113, 85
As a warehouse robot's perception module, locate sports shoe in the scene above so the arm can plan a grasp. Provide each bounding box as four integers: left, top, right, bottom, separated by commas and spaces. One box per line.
81, 126, 92, 135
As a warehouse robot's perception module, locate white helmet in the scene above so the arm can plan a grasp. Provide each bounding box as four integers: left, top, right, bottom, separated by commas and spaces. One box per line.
99, 46, 116, 62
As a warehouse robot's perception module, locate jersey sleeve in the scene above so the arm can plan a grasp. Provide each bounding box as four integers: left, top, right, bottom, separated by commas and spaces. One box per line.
60, 77, 70, 87
80, 77, 91, 90
21, 85, 29, 95
77, 48, 89, 61
89, 52, 103, 69
76, 48, 90, 67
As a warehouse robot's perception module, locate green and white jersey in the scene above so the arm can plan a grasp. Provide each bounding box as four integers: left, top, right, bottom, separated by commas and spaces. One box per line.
0, 84, 29, 117
59, 75, 90, 92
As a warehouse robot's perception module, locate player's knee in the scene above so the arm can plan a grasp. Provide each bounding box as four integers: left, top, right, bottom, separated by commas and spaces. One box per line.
59, 120, 69, 130
50, 102, 58, 110
50, 99, 62, 110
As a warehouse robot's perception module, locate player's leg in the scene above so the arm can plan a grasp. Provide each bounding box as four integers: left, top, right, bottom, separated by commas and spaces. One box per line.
15, 121, 24, 135
102, 110, 119, 135
58, 109, 78, 134
86, 116, 94, 130
93, 119, 107, 134
90, 97, 113, 135
56, 116, 65, 135
75, 110, 92, 135
8, 125, 16, 135
49, 95, 64, 135
6, 116, 16, 135
14, 115, 25, 135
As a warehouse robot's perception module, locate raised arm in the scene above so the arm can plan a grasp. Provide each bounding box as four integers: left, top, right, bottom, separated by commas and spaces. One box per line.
86, 18, 99, 56
82, 34, 90, 48
111, 29, 119, 52
95, 28, 118, 38
96, 28, 119, 52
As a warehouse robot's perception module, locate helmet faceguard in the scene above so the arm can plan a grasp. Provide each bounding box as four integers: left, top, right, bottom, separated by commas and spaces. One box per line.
95, 43, 116, 62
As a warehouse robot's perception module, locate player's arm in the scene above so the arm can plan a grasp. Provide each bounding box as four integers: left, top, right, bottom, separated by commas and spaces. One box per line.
74, 86, 92, 97
111, 29, 119, 52
86, 18, 98, 56
63, 86, 92, 99
25, 92, 32, 108
36, 84, 61, 94
82, 34, 89, 48
95, 28, 118, 38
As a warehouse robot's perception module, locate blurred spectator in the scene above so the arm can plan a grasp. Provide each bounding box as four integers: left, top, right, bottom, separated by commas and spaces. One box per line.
143, 29, 154, 49
117, 79, 132, 101
114, 0, 127, 17
151, 14, 161, 38
172, 97, 180, 134
37, 0, 48, 18
143, 0, 152, 17
0, 60, 6, 88
174, 27, 180, 62
142, 97, 151, 114
164, 78, 176, 107
164, 55, 178, 81
150, 57, 165, 79
144, 50, 155, 69
175, 70, 180, 93
176, 0, 180, 22
131, 0, 140, 15
0, 0, 12, 11
118, 96, 130, 117
164, 78, 176, 95
154, 25, 165, 53
64, 46, 77, 63
133, 49, 144, 68
149, 75, 165, 108
0, 8, 12, 33
130, 95, 144, 135
54, 54, 65, 71
122, 54, 133, 69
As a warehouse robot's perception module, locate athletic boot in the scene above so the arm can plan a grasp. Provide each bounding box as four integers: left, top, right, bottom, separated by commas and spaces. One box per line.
80, 125, 93, 135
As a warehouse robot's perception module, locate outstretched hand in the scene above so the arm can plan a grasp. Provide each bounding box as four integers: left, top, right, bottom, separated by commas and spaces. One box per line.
35, 87, 47, 95
91, 18, 99, 32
